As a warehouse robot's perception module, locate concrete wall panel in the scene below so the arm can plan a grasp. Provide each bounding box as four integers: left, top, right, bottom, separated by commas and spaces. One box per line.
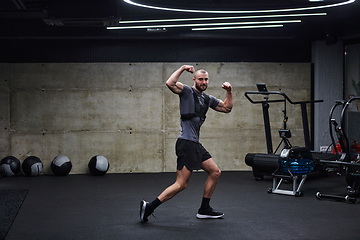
10, 88, 162, 131
10, 63, 164, 89
3, 62, 311, 174
0, 64, 10, 157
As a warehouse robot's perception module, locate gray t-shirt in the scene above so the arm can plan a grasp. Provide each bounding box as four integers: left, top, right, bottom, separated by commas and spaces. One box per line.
178, 85, 220, 142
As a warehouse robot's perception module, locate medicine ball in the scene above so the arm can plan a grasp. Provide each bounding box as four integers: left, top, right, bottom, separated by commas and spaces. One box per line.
22, 156, 43, 177
88, 155, 109, 176
0, 156, 21, 177
51, 155, 72, 176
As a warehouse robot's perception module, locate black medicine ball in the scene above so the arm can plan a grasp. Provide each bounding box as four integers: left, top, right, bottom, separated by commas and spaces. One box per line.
22, 156, 43, 177
51, 155, 72, 176
0, 156, 21, 177
88, 155, 109, 176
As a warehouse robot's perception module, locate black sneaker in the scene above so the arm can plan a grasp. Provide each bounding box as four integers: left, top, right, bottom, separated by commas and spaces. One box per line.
140, 200, 153, 223
196, 207, 224, 219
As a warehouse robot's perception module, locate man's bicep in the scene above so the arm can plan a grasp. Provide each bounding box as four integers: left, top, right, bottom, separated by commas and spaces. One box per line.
167, 81, 184, 94
214, 100, 227, 112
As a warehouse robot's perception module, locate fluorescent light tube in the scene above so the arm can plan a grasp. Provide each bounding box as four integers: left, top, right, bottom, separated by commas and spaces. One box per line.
192, 25, 284, 31
119, 13, 326, 24
108, 20, 300, 30
123, 0, 354, 14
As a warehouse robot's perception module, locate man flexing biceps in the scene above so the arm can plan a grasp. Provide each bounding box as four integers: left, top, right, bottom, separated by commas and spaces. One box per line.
140, 65, 233, 223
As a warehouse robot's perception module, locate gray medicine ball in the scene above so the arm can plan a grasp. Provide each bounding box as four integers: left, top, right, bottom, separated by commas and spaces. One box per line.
0, 156, 21, 177
51, 155, 72, 176
22, 156, 43, 177
88, 155, 109, 176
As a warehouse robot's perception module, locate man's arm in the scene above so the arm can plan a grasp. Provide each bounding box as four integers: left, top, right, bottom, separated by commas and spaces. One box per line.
166, 65, 194, 94
214, 82, 233, 113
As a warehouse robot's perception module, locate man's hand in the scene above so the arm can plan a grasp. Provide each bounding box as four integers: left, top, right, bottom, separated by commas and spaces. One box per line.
183, 65, 195, 74
222, 82, 232, 92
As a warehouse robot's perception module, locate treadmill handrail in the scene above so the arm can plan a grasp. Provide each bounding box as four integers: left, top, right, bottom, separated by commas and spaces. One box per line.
244, 90, 323, 105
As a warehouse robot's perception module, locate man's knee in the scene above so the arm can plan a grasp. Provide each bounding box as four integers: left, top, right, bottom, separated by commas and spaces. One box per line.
211, 168, 221, 180
175, 181, 188, 192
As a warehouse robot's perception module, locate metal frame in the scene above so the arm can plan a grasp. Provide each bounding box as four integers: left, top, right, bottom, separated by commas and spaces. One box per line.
270, 174, 307, 197
244, 88, 322, 153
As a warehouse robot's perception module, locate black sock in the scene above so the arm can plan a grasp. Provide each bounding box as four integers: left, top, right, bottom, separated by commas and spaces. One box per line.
148, 198, 162, 211
200, 197, 210, 210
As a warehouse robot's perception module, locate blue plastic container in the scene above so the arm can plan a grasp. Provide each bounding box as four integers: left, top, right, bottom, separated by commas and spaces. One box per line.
282, 158, 314, 174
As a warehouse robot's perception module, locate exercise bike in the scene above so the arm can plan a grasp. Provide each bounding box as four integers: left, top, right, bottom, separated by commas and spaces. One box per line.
316, 97, 360, 203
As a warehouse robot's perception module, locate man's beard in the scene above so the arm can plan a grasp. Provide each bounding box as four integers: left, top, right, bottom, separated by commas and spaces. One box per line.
195, 83, 207, 92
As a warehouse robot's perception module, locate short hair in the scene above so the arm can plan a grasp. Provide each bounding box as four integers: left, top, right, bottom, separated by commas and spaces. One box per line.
194, 68, 208, 77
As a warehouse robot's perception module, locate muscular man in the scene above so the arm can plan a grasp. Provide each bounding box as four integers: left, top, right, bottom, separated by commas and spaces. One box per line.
140, 65, 233, 222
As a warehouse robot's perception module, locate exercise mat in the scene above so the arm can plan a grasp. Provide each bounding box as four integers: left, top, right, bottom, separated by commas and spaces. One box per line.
0, 189, 29, 240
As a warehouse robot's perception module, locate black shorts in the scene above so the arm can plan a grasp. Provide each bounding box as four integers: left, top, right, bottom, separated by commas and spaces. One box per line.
176, 138, 212, 171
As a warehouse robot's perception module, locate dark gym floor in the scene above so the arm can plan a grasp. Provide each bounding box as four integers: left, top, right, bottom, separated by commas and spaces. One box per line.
1, 170, 359, 240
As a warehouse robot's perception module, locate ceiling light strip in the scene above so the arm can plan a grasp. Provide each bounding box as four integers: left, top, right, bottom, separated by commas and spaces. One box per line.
123, 0, 355, 14
108, 20, 300, 30
192, 25, 284, 31
120, 13, 326, 24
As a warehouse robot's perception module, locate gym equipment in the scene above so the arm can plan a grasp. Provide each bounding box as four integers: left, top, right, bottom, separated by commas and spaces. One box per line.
316, 97, 360, 203
88, 155, 109, 176
51, 155, 72, 176
245, 83, 323, 154
245, 83, 324, 179
0, 156, 21, 177
244, 83, 324, 196
268, 147, 314, 196
22, 156, 43, 177
245, 153, 278, 180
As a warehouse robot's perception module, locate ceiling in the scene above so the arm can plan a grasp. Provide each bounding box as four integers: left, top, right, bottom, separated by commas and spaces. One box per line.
1, 0, 360, 43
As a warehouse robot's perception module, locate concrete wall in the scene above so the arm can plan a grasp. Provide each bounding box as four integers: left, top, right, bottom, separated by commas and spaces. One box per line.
0, 62, 311, 174
0, 64, 10, 159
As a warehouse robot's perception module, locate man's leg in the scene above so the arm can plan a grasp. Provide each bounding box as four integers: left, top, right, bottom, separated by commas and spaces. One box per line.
196, 158, 224, 219
158, 166, 192, 202
201, 158, 221, 198
140, 166, 192, 223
